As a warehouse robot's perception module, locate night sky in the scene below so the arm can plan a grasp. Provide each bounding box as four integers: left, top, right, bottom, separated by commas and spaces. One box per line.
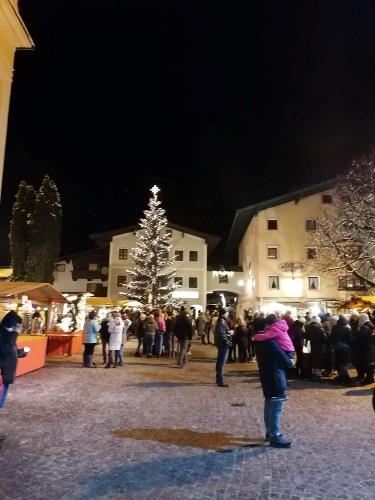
2, 1, 375, 263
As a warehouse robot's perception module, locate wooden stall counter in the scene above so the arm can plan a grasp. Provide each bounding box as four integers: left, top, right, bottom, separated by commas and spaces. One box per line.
47, 331, 83, 356
16, 335, 48, 377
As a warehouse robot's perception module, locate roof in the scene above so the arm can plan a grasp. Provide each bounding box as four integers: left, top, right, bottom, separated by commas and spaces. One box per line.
225, 179, 336, 253
90, 222, 221, 255
0, 282, 69, 304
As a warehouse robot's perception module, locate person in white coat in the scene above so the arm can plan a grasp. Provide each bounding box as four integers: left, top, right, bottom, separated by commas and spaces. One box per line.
106, 312, 124, 368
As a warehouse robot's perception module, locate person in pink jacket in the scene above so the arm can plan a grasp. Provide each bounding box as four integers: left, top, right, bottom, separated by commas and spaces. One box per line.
154, 310, 166, 357
253, 314, 295, 355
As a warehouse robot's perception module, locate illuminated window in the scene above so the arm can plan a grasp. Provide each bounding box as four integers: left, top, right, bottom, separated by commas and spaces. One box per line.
307, 247, 317, 260
338, 275, 366, 291
88, 263, 98, 271
119, 249, 128, 260
175, 250, 183, 261
268, 276, 279, 289
189, 277, 198, 288
306, 219, 317, 231
322, 194, 333, 204
267, 246, 278, 259
55, 264, 65, 272
189, 251, 198, 262
117, 275, 127, 287
308, 276, 319, 291
267, 219, 278, 230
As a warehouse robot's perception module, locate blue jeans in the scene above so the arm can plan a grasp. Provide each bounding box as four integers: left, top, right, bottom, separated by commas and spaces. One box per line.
264, 398, 284, 437
216, 344, 229, 384
144, 334, 154, 355
154, 331, 164, 356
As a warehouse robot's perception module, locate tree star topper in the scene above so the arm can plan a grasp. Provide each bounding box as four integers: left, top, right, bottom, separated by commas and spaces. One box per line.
151, 185, 160, 197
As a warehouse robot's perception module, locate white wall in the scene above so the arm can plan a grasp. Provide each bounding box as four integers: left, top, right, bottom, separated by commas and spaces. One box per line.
53, 260, 104, 294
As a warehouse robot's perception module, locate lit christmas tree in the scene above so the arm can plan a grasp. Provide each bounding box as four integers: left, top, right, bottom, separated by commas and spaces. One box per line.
124, 185, 180, 307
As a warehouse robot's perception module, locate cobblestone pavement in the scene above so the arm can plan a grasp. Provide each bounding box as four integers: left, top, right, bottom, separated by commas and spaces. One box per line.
1, 338, 375, 500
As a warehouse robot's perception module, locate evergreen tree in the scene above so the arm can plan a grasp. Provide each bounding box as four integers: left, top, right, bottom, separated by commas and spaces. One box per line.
25, 175, 62, 283
9, 181, 36, 281
125, 185, 179, 307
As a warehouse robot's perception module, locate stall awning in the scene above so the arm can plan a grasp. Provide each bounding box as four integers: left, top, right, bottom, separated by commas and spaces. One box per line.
0, 282, 69, 304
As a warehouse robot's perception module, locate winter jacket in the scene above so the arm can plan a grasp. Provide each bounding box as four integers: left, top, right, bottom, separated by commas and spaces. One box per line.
108, 318, 124, 350
288, 320, 305, 352
99, 319, 110, 343
356, 321, 375, 368
122, 318, 132, 344
214, 317, 232, 348
83, 318, 100, 344
196, 315, 207, 335
144, 317, 157, 335
253, 319, 294, 352
0, 325, 18, 385
305, 321, 327, 367
255, 339, 293, 399
174, 313, 194, 340
155, 316, 166, 333
135, 319, 146, 339
166, 317, 177, 333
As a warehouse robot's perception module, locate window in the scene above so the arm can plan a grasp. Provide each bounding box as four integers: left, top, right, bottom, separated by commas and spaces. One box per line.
267, 246, 278, 259
307, 247, 317, 260
88, 263, 98, 271
306, 219, 317, 231
322, 194, 333, 204
219, 274, 229, 284
189, 250, 198, 262
338, 275, 367, 291
117, 275, 127, 287
175, 250, 183, 261
118, 249, 128, 260
55, 264, 65, 272
166, 229, 173, 237
189, 277, 198, 288
308, 276, 319, 291
268, 276, 279, 289
267, 219, 278, 230
174, 276, 183, 286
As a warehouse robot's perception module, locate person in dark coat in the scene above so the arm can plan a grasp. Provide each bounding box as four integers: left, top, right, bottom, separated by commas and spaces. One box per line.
134, 313, 146, 357
174, 307, 194, 368
99, 315, 111, 364
304, 316, 327, 381
330, 315, 353, 386
288, 318, 305, 377
214, 308, 232, 387
165, 311, 177, 357
254, 338, 293, 448
236, 318, 249, 362
356, 314, 375, 385
0, 311, 24, 408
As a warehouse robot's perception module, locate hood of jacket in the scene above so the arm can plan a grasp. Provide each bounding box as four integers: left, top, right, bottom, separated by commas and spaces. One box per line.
266, 319, 289, 336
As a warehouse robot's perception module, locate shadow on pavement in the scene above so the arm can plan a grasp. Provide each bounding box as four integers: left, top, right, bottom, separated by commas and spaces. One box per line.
344, 388, 373, 396
77, 447, 268, 498
124, 381, 208, 388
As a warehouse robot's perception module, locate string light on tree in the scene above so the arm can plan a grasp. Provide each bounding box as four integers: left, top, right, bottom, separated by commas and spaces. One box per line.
123, 185, 181, 308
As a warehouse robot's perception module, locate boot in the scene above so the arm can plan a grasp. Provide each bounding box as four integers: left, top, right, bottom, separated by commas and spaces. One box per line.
87, 355, 96, 368
82, 353, 89, 367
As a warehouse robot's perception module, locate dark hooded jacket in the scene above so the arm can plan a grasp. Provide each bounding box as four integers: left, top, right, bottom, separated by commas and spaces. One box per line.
0, 311, 22, 385
330, 316, 353, 366
255, 339, 293, 398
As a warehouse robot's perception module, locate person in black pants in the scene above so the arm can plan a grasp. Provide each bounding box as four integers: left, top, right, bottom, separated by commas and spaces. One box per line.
99, 315, 110, 365
174, 307, 193, 368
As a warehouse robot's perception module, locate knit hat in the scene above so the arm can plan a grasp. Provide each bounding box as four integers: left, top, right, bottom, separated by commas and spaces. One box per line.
358, 313, 370, 328
218, 308, 227, 316
311, 315, 321, 324
329, 315, 339, 323
2, 310, 22, 329
265, 314, 278, 325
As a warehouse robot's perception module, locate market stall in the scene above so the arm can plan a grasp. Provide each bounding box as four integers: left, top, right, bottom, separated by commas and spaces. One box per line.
0, 282, 69, 374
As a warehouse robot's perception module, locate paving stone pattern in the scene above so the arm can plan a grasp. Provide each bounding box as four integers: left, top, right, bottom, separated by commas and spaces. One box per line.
0, 339, 374, 499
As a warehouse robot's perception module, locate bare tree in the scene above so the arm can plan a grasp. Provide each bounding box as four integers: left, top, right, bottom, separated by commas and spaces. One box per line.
314, 156, 375, 289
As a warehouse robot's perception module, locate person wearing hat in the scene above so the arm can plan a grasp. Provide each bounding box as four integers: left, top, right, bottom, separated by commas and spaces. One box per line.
0, 311, 27, 408
214, 308, 232, 387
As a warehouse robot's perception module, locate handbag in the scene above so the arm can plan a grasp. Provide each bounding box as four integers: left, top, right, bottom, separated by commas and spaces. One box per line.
302, 340, 311, 354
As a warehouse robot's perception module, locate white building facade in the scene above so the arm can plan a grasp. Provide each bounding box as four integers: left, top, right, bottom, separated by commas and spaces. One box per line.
227, 180, 363, 317
105, 224, 222, 311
